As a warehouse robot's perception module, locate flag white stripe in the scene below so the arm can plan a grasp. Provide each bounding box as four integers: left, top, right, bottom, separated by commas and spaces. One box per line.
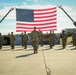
16, 24, 56, 28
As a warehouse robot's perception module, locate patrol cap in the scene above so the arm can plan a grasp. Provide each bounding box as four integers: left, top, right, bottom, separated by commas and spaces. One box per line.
62, 30, 65, 32
34, 27, 36, 28
24, 31, 26, 33
11, 32, 13, 33
50, 30, 52, 32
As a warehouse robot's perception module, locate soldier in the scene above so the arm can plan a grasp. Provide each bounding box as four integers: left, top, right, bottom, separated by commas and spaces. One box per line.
45, 32, 49, 40
31, 27, 39, 53
52, 31, 56, 46
23, 31, 28, 49
61, 30, 67, 49
8, 32, 16, 49
20, 32, 24, 47
48, 31, 53, 49
0, 33, 4, 49
72, 30, 76, 49
39, 31, 44, 46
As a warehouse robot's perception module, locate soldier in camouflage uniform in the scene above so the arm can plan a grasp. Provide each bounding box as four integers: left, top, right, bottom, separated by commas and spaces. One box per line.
8, 32, 16, 49
20, 32, 24, 47
48, 31, 53, 49
0, 33, 4, 49
52, 31, 56, 46
72, 30, 76, 49
31, 27, 39, 53
61, 30, 67, 49
39, 31, 44, 46
22, 31, 28, 49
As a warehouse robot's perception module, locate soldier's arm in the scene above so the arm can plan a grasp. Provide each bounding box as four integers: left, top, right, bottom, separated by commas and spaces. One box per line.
2, 36, 4, 43
20, 32, 23, 37
8, 33, 10, 37
27, 35, 28, 41
38, 31, 41, 39
30, 32, 33, 41
66, 34, 68, 39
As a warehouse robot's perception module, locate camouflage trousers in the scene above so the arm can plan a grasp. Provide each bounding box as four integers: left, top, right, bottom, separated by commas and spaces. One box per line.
40, 39, 44, 46
49, 40, 53, 49
21, 40, 24, 47
10, 42, 15, 49
62, 40, 67, 48
32, 41, 39, 53
23, 41, 27, 49
0, 42, 3, 49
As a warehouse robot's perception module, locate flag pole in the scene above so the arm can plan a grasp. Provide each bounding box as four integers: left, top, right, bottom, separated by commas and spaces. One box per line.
0, 7, 14, 23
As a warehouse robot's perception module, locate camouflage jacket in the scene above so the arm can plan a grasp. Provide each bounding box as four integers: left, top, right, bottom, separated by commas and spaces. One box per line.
0, 35, 4, 43
23, 34, 28, 42
31, 30, 39, 42
9, 35, 16, 43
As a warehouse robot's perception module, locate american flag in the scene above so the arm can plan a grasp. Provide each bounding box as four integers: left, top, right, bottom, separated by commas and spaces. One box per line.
16, 7, 57, 32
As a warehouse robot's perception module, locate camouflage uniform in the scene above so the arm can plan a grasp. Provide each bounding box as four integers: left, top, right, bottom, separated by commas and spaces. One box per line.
31, 27, 39, 53
20, 32, 24, 47
23, 32, 28, 49
45, 32, 49, 40
61, 31, 67, 49
8, 32, 15, 49
48, 32, 53, 49
72, 32, 76, 48
52, 31, 56, 46
0, 33, 4, 49
39, 31, 44, 46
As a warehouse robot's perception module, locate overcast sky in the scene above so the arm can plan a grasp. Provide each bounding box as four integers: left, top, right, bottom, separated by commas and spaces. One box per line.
0, 0, 76, 34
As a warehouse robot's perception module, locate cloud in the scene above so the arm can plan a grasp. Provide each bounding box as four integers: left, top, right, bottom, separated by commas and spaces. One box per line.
34, 0, 39, 2
0, 2, 16, 6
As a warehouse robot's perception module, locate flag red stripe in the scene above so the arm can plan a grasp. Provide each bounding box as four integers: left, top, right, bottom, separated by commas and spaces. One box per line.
34, 7, 56, 11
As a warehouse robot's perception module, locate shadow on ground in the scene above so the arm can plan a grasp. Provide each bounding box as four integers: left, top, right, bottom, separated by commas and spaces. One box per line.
16, 53, 34, 58
55, 48, 64, 50
43, 48, 50, 51
71, 48, 76, 50
1, 49, 11, 51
